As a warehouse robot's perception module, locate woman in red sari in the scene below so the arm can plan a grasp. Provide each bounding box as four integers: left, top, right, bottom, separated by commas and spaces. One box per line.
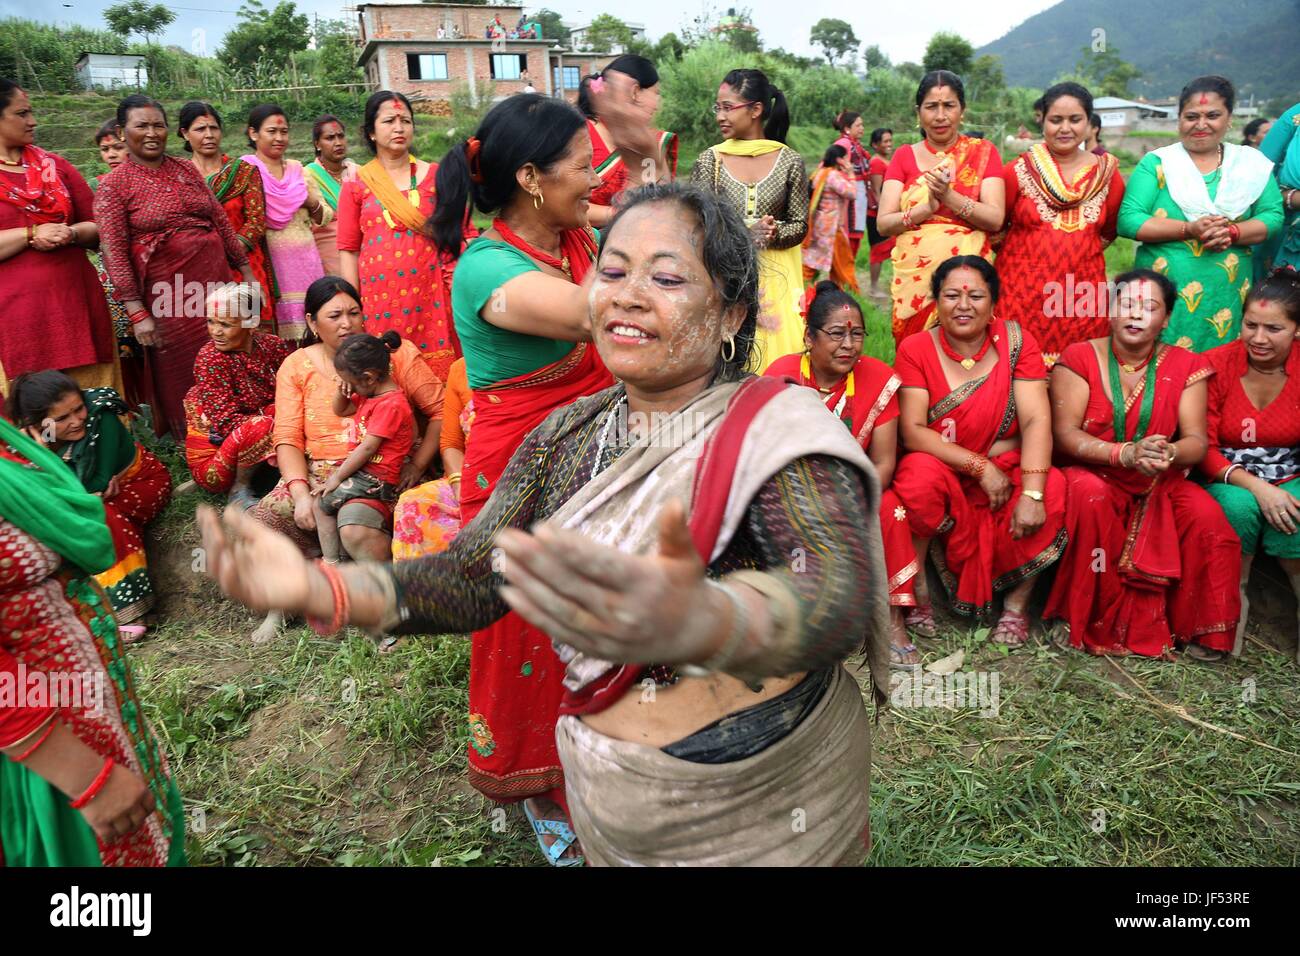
427, 94, 625, 865
1044, 268, 1241, 659
891, 256, 1067, 643
996, 83, 1125, 367
765, 282, 913, 663
877, 72, 1006, 345
179, 101, 277, 330
338, 92, 462, 381
95, 95, 260, 438
580, 55, 678, 229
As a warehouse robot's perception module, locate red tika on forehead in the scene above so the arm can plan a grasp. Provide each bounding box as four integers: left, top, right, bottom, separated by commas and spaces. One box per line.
1199, 93, 1209, 105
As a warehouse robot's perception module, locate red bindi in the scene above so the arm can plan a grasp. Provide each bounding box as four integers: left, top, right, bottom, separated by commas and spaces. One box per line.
1199, 93, 1209, 105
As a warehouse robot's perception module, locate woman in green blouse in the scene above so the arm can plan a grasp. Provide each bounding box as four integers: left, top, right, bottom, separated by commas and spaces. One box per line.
1118, 75, 1283, 352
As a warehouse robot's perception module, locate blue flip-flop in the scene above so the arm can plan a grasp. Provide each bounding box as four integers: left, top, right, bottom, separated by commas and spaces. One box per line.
522, 801, 584, 867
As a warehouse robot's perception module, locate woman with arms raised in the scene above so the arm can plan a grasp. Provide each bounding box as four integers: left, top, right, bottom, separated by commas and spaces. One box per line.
422, 93, 613, 863
199, 182, 890, 867
890, 255, 1067, 645
1044, 269, 1241, 659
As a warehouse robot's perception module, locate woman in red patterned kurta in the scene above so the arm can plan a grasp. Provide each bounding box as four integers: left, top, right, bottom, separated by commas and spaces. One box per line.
996, 83, 1125, 367
95, 95, 258, 438
338, 91, 464, 381
184, 285, 292, 507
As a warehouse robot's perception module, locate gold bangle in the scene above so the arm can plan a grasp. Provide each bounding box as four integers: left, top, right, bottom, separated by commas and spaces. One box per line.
445, 471, 461, 483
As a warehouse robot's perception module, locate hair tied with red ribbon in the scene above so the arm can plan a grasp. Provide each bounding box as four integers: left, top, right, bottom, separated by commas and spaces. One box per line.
465, 136, 485, 185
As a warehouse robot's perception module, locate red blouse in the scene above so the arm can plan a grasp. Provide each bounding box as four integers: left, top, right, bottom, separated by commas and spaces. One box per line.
894, 319, 1047, 441
190, 332, 293, 439
1200, 339, 1300, 479
95, 155, 248, 302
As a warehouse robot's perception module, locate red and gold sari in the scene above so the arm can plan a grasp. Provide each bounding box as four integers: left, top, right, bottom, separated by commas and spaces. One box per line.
208, 156, 278, 329
1043, 341, 1240, 656
457, 229, 614, 806
885, 136, 1001, 344
890, 318, 1067, 615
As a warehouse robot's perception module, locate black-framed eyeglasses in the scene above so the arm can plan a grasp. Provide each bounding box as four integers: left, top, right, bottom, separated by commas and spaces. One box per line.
816, 327, 866, 344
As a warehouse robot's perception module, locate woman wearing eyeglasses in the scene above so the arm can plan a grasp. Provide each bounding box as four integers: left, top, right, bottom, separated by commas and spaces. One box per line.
765, 282, 917, 666
691, 68, 808, 369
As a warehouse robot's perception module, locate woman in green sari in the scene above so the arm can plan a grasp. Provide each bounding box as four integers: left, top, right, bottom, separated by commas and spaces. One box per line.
1258, 100, 1300, 273
1118, 75, 1283, 352
7, 372, 172, 641
0, 416, 185, 866
304, 114, 359, 275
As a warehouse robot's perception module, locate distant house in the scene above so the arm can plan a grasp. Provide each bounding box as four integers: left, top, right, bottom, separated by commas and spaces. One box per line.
1092, 97, 1177, 136
355, 2, 614, 107
566, 20, 646, 54
74, 52, 148, 91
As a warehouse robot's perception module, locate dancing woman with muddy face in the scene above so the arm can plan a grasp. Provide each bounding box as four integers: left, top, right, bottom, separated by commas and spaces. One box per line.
198, 182, 892, 867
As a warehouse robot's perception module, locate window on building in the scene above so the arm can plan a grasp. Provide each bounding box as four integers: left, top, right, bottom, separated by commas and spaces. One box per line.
407, 52, 449, 81
552, 65, 581, 90
490, 53, 526, 80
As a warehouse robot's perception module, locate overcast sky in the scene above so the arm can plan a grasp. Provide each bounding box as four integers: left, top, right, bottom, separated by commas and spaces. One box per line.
18, 0, 1061, 62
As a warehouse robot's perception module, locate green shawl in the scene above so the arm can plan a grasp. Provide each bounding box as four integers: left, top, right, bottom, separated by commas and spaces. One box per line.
64, 388, 136, 495
0, 417, 114, 575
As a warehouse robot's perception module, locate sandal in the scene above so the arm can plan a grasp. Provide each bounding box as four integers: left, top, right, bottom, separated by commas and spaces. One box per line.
990, 608, 1030, 646
522, 800, 584, 867
889, 641, 920, 669
118, 624, 148, 645
378, 635, 404, 654
1183, 643, 1229, 663
904, 605, 938, 639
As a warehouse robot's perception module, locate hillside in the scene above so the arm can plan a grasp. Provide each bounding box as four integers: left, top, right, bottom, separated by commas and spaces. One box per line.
979, 0, 1300, 109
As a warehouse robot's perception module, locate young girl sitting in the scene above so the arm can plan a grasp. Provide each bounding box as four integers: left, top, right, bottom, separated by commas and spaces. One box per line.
314, 331, 414, 562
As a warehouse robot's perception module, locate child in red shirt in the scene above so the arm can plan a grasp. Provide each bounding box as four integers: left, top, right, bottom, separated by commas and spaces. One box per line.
315, 330, 414, 561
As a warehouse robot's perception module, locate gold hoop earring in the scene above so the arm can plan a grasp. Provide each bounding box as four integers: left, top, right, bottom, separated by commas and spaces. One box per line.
533, 190, 544, 210
721, 337, 736, 363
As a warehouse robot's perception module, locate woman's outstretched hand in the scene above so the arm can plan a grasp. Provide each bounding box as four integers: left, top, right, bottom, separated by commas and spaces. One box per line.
197, 504, 315, 616
494, 500, 727, 665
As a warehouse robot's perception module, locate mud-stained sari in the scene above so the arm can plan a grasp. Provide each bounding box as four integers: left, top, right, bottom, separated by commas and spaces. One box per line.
1043, 341, 1240, 656
885, 136, 1001, 344
890, 318, 1067, 616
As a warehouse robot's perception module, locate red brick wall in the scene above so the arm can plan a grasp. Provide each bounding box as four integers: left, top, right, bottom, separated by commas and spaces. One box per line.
364, 4, 526, 42
372, 42, 548, 101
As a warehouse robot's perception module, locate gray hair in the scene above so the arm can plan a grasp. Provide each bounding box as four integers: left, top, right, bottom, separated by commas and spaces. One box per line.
598, 181, 760, 381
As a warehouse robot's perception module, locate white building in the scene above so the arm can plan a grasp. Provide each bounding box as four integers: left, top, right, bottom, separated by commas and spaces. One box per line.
565, 21, 645, 54
74, 52, 148, 91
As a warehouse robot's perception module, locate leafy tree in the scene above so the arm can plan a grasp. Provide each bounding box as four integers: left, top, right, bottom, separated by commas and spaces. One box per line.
654, 32, 686, 62
103, 1, 176, 48
583, 14, 633, 52
716, 7, 761, 53
862, 44, 890, 72
528, 8, 569, 44
897, 61, 924, 83
967, 54, 1004, 97
315, 18, 361, 85
219, 1, 310, 75
809, 18, 857, 66
922, 32, 973, 78
1074, 45, 1142, 98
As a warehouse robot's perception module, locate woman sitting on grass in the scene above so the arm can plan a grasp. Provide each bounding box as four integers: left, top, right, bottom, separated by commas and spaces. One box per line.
6, 371, 172, 643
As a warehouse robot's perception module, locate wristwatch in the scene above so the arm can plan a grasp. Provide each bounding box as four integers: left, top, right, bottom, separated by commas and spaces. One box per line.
1021, 489, 1045, 502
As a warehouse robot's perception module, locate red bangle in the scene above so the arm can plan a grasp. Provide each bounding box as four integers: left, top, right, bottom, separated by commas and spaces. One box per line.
25, 223, 34, 246
286, 477, 309, 494
1109, 442, 1122, 466
128, 308, 151, 325
69, 757, 115, 809
1227, 224, 1241, 245
308, 559, 350, 635
10, 719, 57, 762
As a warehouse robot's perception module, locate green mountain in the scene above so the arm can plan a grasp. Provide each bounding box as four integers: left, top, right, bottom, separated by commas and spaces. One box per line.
978, 0, 1300, 111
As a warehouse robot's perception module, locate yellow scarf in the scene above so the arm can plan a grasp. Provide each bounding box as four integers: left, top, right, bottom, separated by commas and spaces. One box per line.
358, 158, 427, 233
713, 139, 785, 157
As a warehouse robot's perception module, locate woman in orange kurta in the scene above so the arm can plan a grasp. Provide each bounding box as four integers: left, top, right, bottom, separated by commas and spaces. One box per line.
996, 83, 1124, 367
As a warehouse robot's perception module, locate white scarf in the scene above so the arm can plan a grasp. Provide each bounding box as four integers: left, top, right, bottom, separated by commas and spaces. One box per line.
1154, 141, 1276, 221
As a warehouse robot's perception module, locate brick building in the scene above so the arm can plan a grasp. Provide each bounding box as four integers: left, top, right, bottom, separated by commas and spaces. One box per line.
355, 2, 615, 107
